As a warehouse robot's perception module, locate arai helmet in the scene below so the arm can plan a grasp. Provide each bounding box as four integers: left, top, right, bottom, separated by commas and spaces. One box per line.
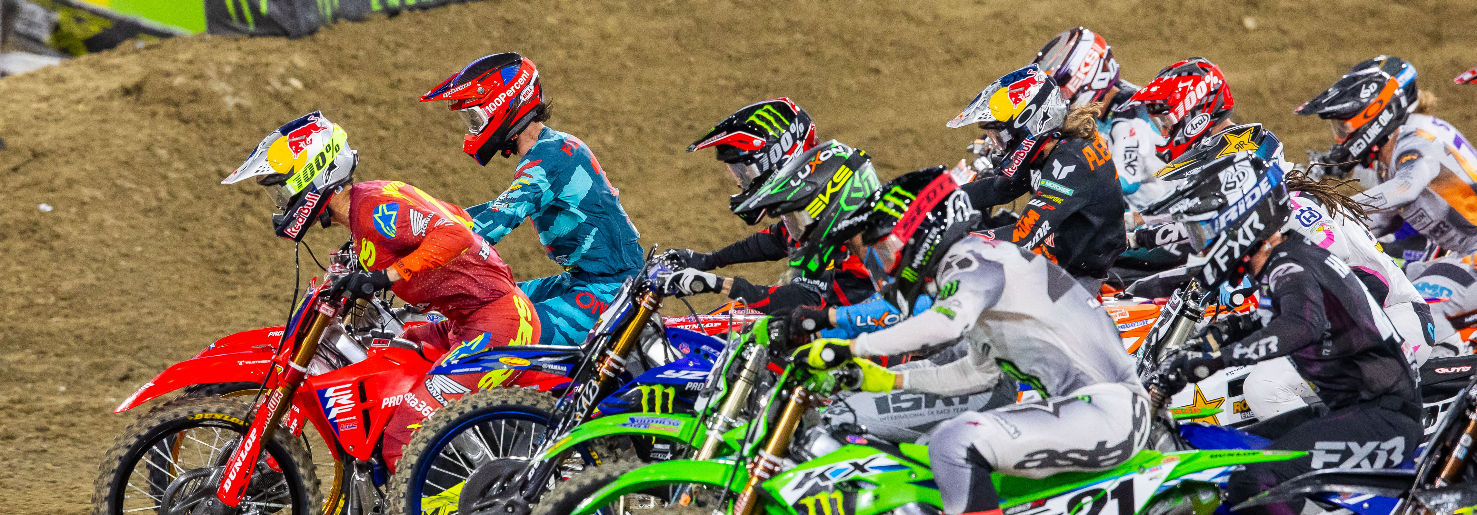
1119, 57, 1235, 163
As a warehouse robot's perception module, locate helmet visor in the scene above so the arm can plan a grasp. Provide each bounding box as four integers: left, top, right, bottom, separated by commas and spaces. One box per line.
869, 234, 906, 274
726, 161, 763, 190
1149, 112, 1177, 138
459, 105, 492, 136
782, 210, 815, 239
1183, 220, 1213, 253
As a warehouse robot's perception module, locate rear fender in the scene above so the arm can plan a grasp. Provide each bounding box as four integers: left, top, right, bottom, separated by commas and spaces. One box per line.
536, 414, 703, 462
1166, 449, 1305, 481
115, 349, 281, 413
1232, 469, 1413, 511
574, 460, 747, 515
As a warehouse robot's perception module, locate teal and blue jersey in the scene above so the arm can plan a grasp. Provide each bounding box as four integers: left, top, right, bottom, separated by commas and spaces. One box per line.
466, 127, 644, 276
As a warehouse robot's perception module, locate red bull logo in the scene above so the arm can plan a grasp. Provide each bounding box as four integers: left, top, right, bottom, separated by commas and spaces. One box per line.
286, 116, 330, 157
1007, 74, 1042, 106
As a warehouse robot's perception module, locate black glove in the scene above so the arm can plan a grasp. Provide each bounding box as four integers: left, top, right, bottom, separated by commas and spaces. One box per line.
789, 305, 834, 333
663, 249, 717, 271
331, 270, 394, 300
1158, 351, 1225, 394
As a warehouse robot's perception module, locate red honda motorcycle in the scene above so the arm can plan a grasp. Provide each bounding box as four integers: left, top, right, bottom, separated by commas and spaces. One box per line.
91, 249, 579, 515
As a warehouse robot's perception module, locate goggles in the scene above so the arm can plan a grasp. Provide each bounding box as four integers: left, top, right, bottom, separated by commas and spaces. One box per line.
257, 173, 296, 211
1330, 119, 1354, 144
869, 234, 907, 274
725, 160, 763, 190
458, 104, 494, 136
782, 210, 815, 239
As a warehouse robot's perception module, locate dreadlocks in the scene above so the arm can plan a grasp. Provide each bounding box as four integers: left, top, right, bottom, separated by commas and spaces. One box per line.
1284, 168, 1374, 227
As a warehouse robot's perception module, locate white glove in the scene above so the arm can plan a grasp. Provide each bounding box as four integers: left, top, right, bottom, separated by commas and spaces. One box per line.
664, 268, 721, 296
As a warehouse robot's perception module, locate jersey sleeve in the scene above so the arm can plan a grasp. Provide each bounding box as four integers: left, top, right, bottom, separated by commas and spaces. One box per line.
961, 172, 1031, 210
391, 207, 477, 281
1221, 260, 1328, 366
853, 246, 1003, 357
832, 294, 934, 337
725, 276, 824, 314
709, 222, 792, 267
898, 344, 1002, 396
466, 163, 555, 244
1353, 143, 1439, 212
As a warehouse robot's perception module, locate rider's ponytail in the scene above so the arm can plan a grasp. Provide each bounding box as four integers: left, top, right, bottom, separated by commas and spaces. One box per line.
1060, 102, 1104, 140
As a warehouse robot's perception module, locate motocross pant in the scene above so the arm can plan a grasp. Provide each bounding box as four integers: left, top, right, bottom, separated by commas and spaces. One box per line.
1226, 399, 1422, 515
519, 267, 638, 346
929, 382, 1150, 514
384, 290, 541, 468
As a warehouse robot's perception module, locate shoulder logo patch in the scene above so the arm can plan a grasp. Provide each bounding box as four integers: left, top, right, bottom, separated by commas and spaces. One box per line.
373, 203, 399, 238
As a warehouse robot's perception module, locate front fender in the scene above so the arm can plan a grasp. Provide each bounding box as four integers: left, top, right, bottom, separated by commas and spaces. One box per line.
115, 349, 280, 413
575, 460, 748, 515
538, 413, 705, 462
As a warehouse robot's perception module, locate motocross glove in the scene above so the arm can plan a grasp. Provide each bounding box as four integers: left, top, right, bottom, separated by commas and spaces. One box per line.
793, 338, 854, 370
663, 268, 722, 297
1158, 351, 1225, 394
331, 270, 394, 300
789, 305, 835, 334
663, 249, 718, 271
851, 358, 897, 393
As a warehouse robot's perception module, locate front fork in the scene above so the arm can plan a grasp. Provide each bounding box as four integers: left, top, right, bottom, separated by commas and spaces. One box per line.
520, 291, 663, 498
216, 304, 332, 507
732, 386, 811, 515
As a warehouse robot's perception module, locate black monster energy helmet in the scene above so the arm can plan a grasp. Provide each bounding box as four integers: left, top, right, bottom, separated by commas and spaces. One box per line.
827, 167, 980, 318
733, 140, 880, 280
1143, 124, 1291, 289
689, 98, 819, 224
1295, 56, 1418, 174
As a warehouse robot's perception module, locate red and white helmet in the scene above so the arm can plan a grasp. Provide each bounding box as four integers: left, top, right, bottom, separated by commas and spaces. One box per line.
1118, 57, 1235, 163
421, 53, 544, 165
1032, 27, 1121, 107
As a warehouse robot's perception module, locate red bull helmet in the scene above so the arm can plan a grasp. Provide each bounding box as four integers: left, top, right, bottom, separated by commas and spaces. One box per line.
223, 111, 357, 241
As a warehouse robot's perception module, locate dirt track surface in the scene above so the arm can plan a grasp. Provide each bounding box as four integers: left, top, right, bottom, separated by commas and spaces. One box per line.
0, 1, 1473, 512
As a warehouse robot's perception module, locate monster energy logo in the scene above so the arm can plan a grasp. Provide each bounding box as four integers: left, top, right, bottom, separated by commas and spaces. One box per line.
638, 385, 677, 413
997, 359, 1049, 397
798, 491, 849, 515
222, 0, 341, 30
937, 280, 959, 300
747, 104, 791, 136
875, 186, 916, 218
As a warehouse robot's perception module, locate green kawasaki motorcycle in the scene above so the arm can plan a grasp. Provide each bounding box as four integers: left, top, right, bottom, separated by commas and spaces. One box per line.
538, 348, 1306, 515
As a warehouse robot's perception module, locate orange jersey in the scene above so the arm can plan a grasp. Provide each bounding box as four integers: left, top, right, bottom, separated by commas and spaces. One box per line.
348, 180, 517, 322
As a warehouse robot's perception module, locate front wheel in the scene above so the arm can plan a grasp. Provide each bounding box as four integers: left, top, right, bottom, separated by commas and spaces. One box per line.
387, 388, 559, 515
533, 459, 716, 515
91, 396, 322, 515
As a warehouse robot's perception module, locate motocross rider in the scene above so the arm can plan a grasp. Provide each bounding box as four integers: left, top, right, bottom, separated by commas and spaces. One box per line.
663, 134, 881, 314
664, 99, 880, 315
421, 52, 645, 345
222, 111, 540, 467
1407, 253, 1477, 355
1143, 130, 1421, 515
796, 168, 1149, 515
947, 64, 1128, 289
1297, 56, 1477, 255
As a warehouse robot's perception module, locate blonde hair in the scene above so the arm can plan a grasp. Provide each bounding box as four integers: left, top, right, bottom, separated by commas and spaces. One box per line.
1060, 102, 1104, 139
1415, 89, 1437, 115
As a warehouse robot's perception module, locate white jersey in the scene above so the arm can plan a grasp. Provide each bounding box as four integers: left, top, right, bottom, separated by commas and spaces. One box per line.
1105, 111, 1176, 211
1285, 193, 1423, 307
853, 236, 1141, 398
1353, 114, 1477, 253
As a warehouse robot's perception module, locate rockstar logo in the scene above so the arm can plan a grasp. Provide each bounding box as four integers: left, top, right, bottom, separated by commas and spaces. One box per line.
1174, 385, 1226, 425
1216, 127, 1260, 159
